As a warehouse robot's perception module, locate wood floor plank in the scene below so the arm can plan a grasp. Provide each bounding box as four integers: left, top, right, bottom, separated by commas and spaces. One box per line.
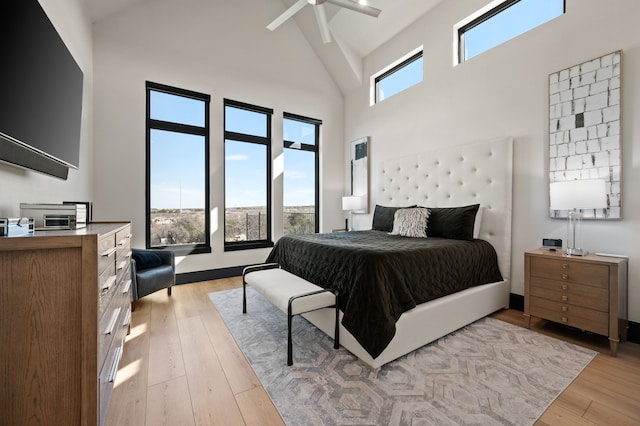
536, 404, 598, 426
202, 308, 262, 395
235, 386, 285, 426
177, 315, 246, 425
147, 297, 186, 387
552, 388, 591, 418
565, 371, 640, 421
583, 400, 640, 426
146, 376, 195, 426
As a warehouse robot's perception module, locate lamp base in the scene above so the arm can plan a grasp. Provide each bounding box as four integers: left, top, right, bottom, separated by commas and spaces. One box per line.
566, 247, 588, 256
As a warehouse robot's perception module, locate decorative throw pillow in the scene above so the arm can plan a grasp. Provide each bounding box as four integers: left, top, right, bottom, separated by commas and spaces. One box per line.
132, 251, 163, 270
371, 204, 416, 232
390, 207, 430, 238
424, 204, 480, 240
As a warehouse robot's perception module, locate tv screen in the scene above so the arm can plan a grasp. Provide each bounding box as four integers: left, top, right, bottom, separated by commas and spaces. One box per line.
0, 0, 84, 179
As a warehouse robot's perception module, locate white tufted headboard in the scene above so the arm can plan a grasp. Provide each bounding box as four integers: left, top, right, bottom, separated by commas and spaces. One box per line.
376, 138, 513, 281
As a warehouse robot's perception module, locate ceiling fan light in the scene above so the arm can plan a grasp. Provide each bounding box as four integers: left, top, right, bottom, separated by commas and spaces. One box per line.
358, 0, 367, 5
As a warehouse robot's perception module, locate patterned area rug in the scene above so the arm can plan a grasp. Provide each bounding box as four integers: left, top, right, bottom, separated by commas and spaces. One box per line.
209, 288, 596, 426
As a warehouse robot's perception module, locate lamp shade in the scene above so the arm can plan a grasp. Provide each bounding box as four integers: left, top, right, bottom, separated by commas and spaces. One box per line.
342, 195, 365, 211
550, 179, 607, 210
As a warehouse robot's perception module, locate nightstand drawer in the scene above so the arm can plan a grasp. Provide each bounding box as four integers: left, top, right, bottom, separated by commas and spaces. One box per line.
529, 256, 608, 288
529, 277, 608, 312
529, 296, 608, 335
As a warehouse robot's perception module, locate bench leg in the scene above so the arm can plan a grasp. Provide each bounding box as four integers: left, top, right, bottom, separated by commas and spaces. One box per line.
242, 279, 247, 314
287, 310, 293, 366
334, 303, 339, 349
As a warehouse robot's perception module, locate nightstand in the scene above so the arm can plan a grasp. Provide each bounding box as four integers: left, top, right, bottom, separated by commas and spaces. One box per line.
524, 249, 628, 356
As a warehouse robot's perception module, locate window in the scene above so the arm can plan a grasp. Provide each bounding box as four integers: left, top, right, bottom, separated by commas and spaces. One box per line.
224, 99, 273, 250
371, 47, 423, 105
455, 0, 565, 64
283, 113, 321, 235
146, 81, 211, 255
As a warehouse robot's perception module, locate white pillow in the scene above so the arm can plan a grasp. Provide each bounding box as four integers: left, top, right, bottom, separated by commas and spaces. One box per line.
473, 206, 484, 239
390, 207, 430, 238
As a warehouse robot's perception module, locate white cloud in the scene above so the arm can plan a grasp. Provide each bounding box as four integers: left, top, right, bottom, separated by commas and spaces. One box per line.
225, 154, 248, 161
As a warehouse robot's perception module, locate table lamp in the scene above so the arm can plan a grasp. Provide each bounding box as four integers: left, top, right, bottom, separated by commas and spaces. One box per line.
550, 179, 607, 256
342, 196, 365, 231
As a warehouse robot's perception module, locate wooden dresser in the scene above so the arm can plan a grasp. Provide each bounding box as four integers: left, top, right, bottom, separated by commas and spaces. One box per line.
524, 248, 628, 356
0, 222, 132, 425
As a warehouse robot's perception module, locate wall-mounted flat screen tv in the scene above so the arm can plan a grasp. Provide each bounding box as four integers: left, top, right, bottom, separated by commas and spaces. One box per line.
0, 0, 84, 180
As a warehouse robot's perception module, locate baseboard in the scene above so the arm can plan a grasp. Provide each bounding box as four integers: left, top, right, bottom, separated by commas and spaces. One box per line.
628, 321, 640, 344
509, 292, 639, 344
176, 265, 245, 284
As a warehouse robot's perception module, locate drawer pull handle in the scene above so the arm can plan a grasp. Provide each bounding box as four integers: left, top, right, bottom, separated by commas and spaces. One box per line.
561, 284, 568, 291
108, 346, 123, 383
104, 308, 121, 336
117, 260, 128, 271
100, 275, 117, 292
117, 238, 129, 247
562, 273, 569, 280
562, 306, 568, 312
561, 316, 568, 323
101, 247, 117, 258
561, 295, 568, 302
562, 263, 569, 269
122, 279, 132, 294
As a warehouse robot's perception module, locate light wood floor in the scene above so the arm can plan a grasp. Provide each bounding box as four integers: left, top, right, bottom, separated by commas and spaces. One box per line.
105, 278, 640, 426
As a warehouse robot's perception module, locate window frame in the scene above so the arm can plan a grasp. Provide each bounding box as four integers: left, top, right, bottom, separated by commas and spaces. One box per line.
283, 112, 321, 235
145, 81, 211, 255
370, 46, 423, 105
454, 0, 566, 65
223, 98, 274, 251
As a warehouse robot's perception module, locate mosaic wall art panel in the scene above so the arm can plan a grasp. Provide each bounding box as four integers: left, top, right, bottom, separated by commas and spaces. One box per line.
549, 50, 622, 219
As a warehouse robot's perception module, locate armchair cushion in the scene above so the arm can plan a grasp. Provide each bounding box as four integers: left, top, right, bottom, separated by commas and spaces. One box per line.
132, 250, 163, 270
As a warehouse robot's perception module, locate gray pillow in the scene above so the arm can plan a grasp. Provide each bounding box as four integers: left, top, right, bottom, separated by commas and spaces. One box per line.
390, 207, 430, 238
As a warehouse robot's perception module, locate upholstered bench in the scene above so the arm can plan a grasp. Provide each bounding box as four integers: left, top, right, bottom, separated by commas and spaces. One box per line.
242, 263, 339, 366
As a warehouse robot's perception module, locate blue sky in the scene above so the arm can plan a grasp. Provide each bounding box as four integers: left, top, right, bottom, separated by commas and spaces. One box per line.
150, 0, 562, 210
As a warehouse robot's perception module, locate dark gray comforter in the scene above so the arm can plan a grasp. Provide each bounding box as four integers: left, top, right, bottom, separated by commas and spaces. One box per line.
265, 230, 503, 359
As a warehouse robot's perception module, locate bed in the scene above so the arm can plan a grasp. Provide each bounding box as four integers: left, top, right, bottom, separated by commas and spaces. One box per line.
269, 137, 513, 368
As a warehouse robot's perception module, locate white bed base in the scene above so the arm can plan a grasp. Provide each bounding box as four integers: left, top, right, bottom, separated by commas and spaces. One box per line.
304, 279, 509, 369
306, 137, 514, 369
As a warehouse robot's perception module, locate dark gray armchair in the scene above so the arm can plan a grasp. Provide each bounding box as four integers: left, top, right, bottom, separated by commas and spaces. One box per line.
130, 249, 175, 310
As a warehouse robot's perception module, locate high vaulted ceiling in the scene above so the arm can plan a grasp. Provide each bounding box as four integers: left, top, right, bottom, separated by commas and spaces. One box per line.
82, 0, 445, 93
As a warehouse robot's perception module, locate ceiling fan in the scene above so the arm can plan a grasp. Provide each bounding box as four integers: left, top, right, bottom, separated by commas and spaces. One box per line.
267, 0, 381, 44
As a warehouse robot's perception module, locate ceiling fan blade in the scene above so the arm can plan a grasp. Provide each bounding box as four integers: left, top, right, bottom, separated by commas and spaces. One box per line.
325, 0, 381, 18
266, 0, 308, 31
314, 4, 332, 43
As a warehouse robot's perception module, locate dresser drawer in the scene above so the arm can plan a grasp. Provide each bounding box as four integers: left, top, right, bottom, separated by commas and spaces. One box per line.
116, 252, 131, 284
98, 236, 117, 277
98, 267, 118, 319
529, 296, 608, 335
529, 256, 609, 288
529, 277, 609, 312
99, 324, 125, 426
98, 297, 122, 369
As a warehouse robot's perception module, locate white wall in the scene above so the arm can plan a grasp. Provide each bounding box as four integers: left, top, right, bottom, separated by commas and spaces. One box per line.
92, 0, 345, 274
0, 0, 93, 216
344, 0, 640, 322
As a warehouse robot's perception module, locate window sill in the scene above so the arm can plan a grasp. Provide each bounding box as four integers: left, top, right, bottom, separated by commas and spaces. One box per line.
224, 240, 274, 252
